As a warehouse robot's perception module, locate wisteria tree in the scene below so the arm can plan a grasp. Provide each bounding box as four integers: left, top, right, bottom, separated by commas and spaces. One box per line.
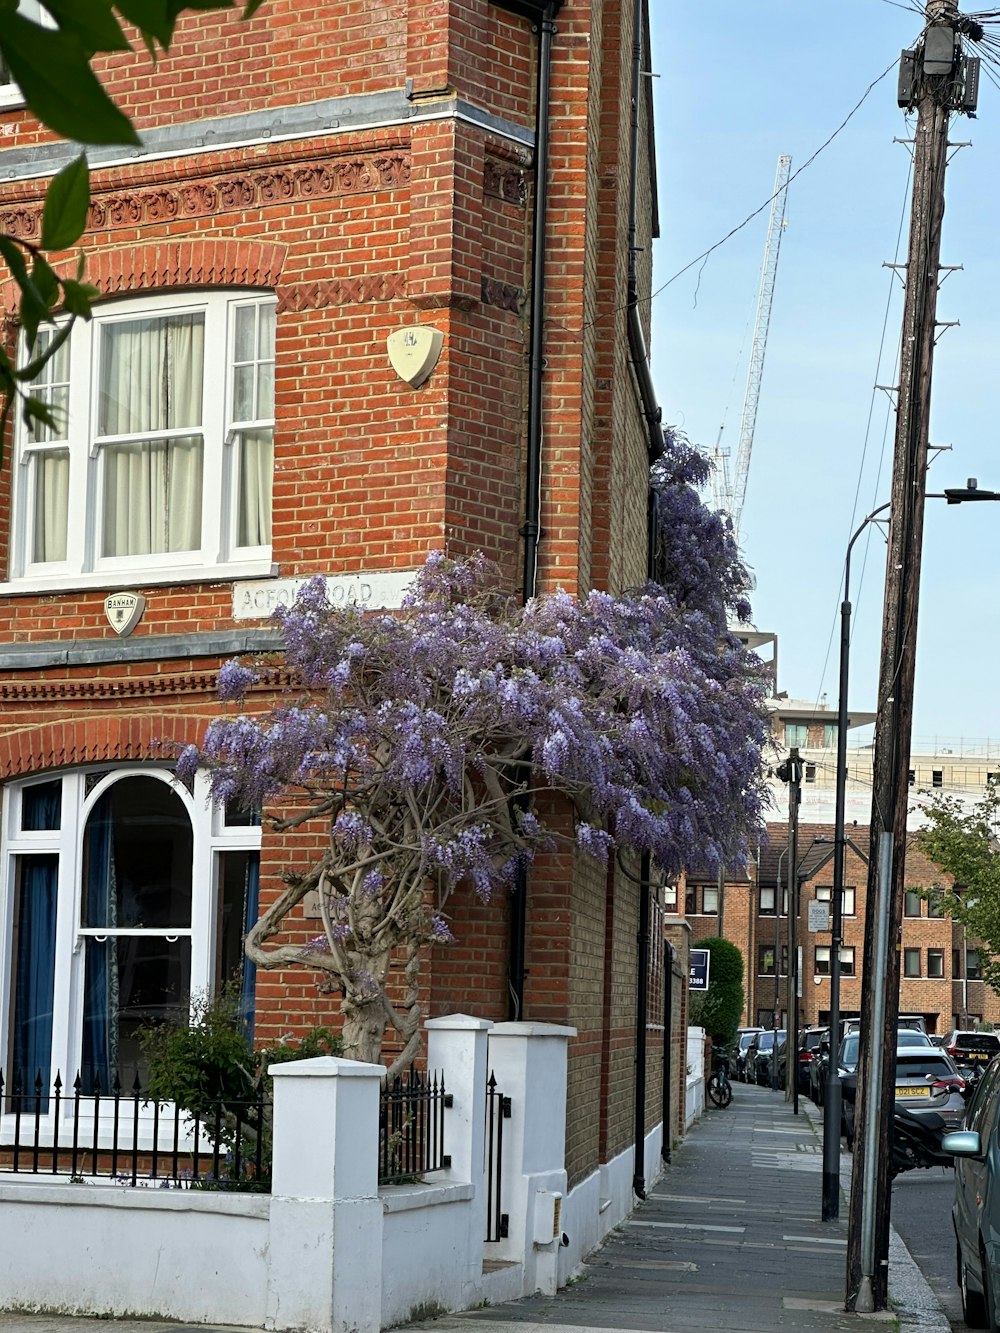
179, 430, 770, 1076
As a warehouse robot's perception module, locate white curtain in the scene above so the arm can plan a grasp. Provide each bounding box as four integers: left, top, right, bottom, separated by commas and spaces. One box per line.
99, 314, 205, 557
33, 449, 69, 562
238, 428, 273, 547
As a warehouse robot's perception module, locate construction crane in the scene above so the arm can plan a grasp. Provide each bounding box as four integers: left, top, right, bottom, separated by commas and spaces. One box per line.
711, 154, 792, 543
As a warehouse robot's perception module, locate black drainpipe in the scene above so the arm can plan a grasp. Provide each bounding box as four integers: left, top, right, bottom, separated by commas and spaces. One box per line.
629, 0, 666, 1199
633, 853, 651, 1198
661, 939, 675, 1164
509, 0, 558, 1020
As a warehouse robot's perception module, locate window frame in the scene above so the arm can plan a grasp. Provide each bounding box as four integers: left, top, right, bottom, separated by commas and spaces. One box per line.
5, 289, 277, 593
0, 3, 53, 109
903, 947, 922, 978
0, 766, 261, 1117
815, 883, 856, 917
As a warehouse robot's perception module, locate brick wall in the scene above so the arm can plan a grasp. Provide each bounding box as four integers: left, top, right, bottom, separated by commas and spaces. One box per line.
0, 0, 664, 1189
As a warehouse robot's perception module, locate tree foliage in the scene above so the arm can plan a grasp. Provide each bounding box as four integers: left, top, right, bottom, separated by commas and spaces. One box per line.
179, 433, 770, 1075
0, 1, 264, 448
914, 788, 1000, 991
688, 936, 745, 1049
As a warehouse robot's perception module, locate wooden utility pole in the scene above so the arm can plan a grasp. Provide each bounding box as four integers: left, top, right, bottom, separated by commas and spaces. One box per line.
845, 0, 977, 1309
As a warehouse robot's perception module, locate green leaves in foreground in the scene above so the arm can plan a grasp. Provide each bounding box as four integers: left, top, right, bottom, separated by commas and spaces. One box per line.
0, 3, 267, 453
0, 3, 267, 148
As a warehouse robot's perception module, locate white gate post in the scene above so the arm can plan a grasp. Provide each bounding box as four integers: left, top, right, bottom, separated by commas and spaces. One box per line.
425, 1014, 493, 1300
266, 1056, 385, 1333
486, 1021, 575, 1295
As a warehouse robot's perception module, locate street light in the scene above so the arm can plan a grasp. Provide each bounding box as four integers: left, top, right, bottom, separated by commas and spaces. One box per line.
771, 846, 789, 1090
824, 482, 1000, 1225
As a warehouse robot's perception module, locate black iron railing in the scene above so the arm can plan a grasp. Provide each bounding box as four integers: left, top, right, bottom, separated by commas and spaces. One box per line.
378, 1068, 451, 1184
0, 1069, 270, 1191
484, 1069, 510, 1241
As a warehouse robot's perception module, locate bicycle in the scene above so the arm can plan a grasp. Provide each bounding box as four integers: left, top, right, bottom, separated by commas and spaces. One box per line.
707, 1052, 733, 1109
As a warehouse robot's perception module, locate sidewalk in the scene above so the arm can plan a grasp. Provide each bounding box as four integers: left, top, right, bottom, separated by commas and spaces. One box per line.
409, 1081, 949, 1333
0, 1083, 950, 1333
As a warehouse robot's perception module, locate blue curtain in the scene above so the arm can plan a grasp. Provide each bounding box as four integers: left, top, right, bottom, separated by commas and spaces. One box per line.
239, 854, 259, 1042
81, 794, 118, 1093
12, 854, 58, 1110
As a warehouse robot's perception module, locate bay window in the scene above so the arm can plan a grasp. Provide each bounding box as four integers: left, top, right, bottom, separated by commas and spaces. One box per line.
8, 290, 276, 590
2, 767, 260, 1103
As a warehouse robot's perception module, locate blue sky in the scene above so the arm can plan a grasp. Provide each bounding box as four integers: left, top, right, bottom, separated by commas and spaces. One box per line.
648, 3, 1000, 751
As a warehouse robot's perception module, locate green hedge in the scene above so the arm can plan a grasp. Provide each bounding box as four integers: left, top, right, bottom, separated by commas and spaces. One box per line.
688, 936, 744, 1049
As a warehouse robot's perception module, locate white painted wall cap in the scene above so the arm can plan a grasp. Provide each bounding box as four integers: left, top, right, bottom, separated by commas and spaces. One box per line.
489, 1022, 577, 1038
267, 1055, 387, 1078
425, 1014, 494, 1030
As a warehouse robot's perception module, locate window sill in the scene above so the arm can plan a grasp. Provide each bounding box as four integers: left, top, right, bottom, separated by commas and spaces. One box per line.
0, 560, 277, 598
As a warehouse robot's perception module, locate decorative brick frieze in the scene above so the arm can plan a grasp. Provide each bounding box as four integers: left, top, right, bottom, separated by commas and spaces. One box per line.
481, 274, 526, 312
0, 237, 287, 313
276, 272, 407, 313
484, 157, 527, 208
0, 674, 219, 702
0, 153, 411, 247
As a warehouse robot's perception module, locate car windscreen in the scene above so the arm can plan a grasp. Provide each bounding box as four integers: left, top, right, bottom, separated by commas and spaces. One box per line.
956, 1035, 1000, 1053
840, 1035, 859, 1066
895, 1055, 954, 1078
897, 1030, 932, 1046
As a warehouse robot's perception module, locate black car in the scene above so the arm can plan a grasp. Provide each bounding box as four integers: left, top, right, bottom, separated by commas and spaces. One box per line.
795, 1027, 828, 1096
752, 1029, 786, 1086
943, 1029, 1000, 1070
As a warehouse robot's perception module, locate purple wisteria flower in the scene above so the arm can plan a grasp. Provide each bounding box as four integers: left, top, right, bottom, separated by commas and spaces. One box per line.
180, 439, 769, 1073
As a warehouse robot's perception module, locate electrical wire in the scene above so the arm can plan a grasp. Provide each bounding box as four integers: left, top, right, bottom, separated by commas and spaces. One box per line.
597, 57, 903, 328
805, 146, 914, 719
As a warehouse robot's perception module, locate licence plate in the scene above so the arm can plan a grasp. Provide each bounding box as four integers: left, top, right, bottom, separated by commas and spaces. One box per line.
895, 1087, 925, 1097
965, 1053, 991, 1062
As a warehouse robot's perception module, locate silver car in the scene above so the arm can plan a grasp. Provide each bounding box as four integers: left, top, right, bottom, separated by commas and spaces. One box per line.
942, 1057, 1000, 1326
893, 1048, 967, 1132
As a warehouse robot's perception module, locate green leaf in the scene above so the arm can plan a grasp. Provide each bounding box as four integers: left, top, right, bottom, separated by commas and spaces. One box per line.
0, 14, 139, 145
60, 279, 97, 318
15, 320, 74, 383
31, 254, 59, 307
41, 155, 91, 251
0, 235, 48, 348
38, 0, 132, 56
21, 394, 58, 431
113, 0, 174, 49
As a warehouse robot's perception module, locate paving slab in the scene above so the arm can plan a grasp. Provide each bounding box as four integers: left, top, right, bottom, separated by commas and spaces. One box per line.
0, 1083, 948, 1333
408, 1082, 936, 1332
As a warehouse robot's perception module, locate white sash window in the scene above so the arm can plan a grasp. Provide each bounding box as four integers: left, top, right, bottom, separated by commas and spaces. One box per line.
8, 290, 276, 591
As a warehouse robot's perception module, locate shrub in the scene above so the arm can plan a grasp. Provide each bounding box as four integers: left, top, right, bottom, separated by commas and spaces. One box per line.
688, 937, 744, 1049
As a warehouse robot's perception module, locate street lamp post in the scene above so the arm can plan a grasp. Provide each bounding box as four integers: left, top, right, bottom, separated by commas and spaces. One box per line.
827, 483, 1000, 1228
772, 847, 788, 1090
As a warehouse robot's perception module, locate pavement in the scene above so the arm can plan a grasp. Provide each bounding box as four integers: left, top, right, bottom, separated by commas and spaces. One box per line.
0, 1082, 951, 1333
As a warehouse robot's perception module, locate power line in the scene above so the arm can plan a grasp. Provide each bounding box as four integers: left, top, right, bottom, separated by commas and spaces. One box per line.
630, 59, 902, 316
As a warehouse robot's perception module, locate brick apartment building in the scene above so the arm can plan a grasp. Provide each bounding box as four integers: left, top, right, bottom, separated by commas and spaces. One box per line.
682, 692, 1000, 1035
0, 0, 683, 1217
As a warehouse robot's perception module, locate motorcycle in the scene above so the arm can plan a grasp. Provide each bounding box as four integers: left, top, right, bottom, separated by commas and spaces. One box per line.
890, 1107, 954, 1177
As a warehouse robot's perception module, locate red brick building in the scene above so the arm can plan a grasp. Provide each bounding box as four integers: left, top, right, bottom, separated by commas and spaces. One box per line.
0, 0, 679, 1205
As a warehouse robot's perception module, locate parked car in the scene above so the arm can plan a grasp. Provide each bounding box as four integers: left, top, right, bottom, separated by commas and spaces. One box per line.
810, 1027, 930, 1105
941, 1056, 1000, 1325
733, 1027, 763, 1083
843, 1046, 966, 1148
942, 1030, 1000, 1070
794, 1027, 828, 1096
752, 1029, 786, 1086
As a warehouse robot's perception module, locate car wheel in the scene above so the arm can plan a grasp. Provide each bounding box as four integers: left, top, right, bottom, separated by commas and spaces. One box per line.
956, 1242, 988, 1327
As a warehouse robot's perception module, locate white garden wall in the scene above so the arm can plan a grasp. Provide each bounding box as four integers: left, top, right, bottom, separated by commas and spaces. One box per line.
0, 1016, 676, 1332
0, 1181, 269, 1326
